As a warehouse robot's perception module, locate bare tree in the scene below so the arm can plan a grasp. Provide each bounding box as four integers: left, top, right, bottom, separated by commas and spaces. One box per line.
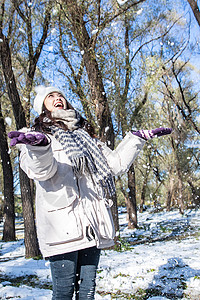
0, 31, 40, 256
0, 0, 52, 257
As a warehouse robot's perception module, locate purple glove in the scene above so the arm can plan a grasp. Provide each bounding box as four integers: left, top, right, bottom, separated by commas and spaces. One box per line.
132, 127, 172, 140
150, 127, 172, 137
8, 131, 48, 147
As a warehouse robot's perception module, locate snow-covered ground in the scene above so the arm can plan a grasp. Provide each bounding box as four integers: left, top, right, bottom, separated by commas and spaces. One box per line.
0, 208, 200, 299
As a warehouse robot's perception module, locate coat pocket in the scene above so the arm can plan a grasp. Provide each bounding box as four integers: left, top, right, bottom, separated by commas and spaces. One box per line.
97, 199, 115, 239
45, 205, 83, 246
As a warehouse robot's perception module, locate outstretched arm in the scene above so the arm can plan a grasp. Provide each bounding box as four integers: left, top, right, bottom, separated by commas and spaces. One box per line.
100, 127, 172, 176
99, 133, 145, 176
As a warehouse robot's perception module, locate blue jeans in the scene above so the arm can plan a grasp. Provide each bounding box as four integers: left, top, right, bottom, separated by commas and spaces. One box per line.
49, 246, 101, 300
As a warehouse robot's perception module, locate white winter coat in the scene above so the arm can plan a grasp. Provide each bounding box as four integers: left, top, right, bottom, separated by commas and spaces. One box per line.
19, 132, 145, 258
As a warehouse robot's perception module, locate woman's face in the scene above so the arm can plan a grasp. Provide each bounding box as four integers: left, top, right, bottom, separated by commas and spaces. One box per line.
44, 92, 67, 112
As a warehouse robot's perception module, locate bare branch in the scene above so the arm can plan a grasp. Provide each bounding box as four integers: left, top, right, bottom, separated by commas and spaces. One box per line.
28, 1, 53, 80
162, 76, 200, 134
7, 4, 15, 39
97, 0, 101, 28
187, 0, 200, 27
172, 62, 191, 115
11, 0, 27, 23
0, 0, 5, 32
130, 15, 184, 63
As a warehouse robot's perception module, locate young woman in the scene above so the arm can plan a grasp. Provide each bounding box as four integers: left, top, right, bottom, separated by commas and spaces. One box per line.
9, 86, 172, 300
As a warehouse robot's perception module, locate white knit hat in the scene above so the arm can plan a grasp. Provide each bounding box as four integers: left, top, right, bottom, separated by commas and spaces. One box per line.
33, 85, 67, 115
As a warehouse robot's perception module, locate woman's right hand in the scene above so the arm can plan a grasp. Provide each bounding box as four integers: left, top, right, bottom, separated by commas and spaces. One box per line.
8, 131, 48, 147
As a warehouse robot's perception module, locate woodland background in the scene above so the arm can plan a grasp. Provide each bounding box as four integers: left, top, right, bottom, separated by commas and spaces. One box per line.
0, 0, 199, 258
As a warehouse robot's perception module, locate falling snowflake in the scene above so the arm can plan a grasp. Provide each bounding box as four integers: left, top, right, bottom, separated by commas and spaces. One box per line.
19, 28, 26, 34
5, 117, 12, 127
51, 28, 57, 35
91, 29, 98, 35
117, 0, 128, 5
136, 8, 143, 15
105, 126, 109, 133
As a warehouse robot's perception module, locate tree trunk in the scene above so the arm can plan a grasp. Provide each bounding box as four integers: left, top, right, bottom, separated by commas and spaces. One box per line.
0, 35, 26, 129
110, 194, 119, 234
63, 0, 114, 147
63, 0, 119, 232
166, 176, 174, 211
127, 164, 138, 229
19, 167, 40, 258
177, 170, 184, 214
120, 15, 148, 228
170, 139, 184, 214
0, 32, 40, 257
139, 168, 149, 213
0, 101, 15, 241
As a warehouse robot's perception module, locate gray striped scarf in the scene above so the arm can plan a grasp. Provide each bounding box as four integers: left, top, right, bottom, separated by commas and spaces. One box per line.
49, 111, 116, 198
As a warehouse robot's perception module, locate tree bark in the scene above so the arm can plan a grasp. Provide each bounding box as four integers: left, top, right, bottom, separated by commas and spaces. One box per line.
0, 35, 26, 129
139, 168, 149, 213
171, 139, 184, 214
0, 101, 15, 241
127, 164, 138, 229
19, 167, 40, 257
166, 176, 174, 211
0, 32, 40, 257
187, 0, 200, 27
177, 172, 184, 214
110, 194, 119, 234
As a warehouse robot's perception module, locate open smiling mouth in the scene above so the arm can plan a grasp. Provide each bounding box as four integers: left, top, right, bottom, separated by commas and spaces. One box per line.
54, 102, 64, 108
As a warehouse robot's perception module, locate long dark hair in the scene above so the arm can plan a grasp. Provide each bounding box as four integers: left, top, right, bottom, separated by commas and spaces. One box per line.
32, 104, 96, 138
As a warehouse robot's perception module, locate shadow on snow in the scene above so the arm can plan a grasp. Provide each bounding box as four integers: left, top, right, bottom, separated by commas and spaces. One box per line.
145, 257, 200, 299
